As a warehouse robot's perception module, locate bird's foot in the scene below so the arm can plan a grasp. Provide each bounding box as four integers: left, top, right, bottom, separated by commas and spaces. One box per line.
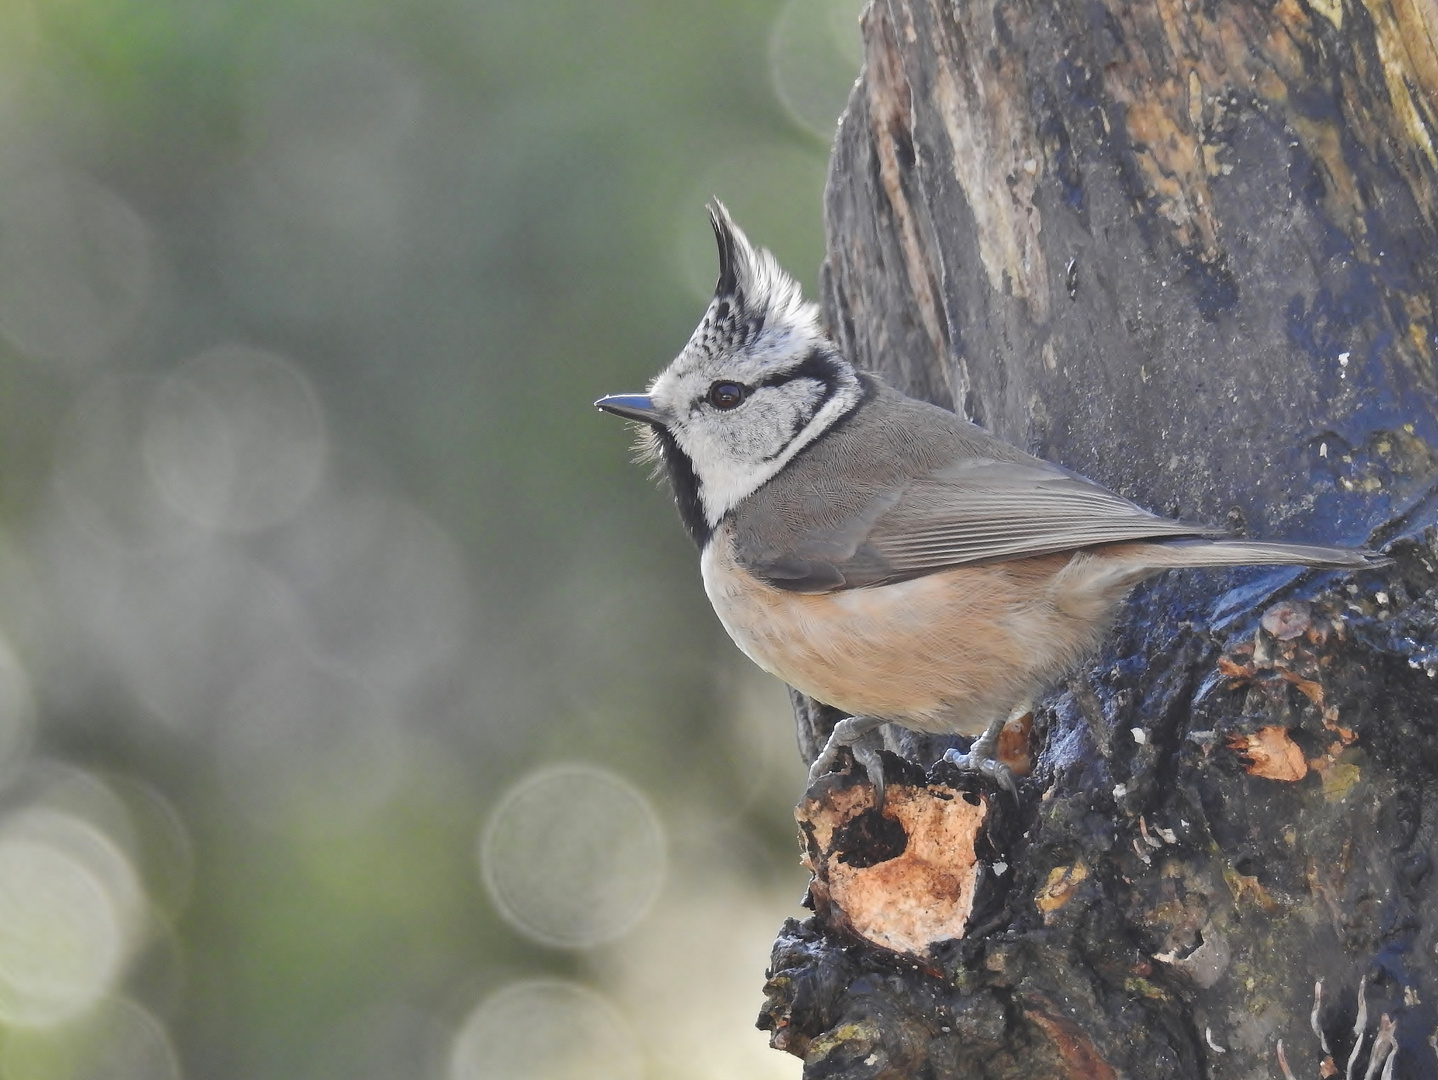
941, 719, 1018, 800
941, 747, 1017, 800
807, 715, 888, 807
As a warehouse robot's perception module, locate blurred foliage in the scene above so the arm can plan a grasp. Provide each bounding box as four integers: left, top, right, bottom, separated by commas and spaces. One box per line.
0, 0, 864, 1077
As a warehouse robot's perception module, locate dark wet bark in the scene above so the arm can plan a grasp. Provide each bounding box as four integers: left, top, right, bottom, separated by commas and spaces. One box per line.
761, 0, 1438, 1076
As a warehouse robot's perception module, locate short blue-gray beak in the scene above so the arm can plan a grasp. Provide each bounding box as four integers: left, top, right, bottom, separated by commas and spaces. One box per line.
595, 393, 666, 424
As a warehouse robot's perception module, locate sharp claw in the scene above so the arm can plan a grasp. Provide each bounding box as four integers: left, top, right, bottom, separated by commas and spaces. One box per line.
995, 761, 1018, 801
806, 715, 886, 793
852, 745, 887, 810
806, 743, 889, 809
943, 746, 1019, 802
806, 752, 836, 788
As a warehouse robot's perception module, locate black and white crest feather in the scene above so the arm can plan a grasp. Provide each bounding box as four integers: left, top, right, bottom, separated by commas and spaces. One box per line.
634, 203, 862, 544
710, 202, 741, 300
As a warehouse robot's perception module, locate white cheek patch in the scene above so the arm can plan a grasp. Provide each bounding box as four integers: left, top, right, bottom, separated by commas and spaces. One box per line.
679, 377, 861, 526
645, 304, 862, 530
740, 382, 825, 462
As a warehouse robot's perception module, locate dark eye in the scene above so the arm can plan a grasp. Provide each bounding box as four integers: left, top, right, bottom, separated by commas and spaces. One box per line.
707, 381, 748, 410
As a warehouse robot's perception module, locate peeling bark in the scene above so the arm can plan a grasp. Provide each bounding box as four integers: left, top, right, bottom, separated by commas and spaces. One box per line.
762, 0, 1438, 1076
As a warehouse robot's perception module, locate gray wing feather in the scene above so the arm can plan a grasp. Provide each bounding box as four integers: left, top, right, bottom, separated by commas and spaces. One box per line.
864, 461, 1213, 573
731, 381, 1218, 592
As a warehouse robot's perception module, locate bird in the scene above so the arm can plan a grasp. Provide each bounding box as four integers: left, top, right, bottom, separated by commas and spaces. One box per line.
596, 202, 1385, 801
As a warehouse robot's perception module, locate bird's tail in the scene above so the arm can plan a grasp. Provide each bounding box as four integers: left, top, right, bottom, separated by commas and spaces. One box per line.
1106, 536, 1389, 572
1076, 537, 1389, 596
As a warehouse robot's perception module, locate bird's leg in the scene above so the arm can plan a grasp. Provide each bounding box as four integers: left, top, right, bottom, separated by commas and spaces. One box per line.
942, 703, 1027, 799
807, 714, 888, 804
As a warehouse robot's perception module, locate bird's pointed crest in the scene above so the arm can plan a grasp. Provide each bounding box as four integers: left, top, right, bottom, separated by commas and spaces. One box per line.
708, 199, 742, 299
616, 204, 861, 539
703, 198, 819, 339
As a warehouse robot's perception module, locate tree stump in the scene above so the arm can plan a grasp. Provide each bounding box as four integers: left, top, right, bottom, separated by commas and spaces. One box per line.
759, 0, 1438, 1076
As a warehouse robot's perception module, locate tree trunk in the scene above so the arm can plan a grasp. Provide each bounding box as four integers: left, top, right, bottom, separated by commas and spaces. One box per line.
759, 0, 1438, 1076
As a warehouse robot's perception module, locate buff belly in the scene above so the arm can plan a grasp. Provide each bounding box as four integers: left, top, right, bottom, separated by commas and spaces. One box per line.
699, 524, 1133, 737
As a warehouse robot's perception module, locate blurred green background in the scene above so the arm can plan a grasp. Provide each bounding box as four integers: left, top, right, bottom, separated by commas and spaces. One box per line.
0, 1, 865, 1077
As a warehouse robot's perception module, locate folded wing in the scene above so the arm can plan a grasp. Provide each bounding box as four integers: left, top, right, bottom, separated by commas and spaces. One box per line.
745, 455, 1218, 592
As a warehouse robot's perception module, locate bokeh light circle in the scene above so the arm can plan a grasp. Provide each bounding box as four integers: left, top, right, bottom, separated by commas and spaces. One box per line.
15, 764, 140, 866
0, 169, 151, 367
143, 345, 327, 533
449, 979, 643, 1080
479, 764, 665, 949
769, 0, 867, 140
0, 808, 144, 1027
268, 492, 472, 694
0, 995, 182, 1080
51, 375, 198, 553
106, 775, 195, 919
71, 542, 309, 733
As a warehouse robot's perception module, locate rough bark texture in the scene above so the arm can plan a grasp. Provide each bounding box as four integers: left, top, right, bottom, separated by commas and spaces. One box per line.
759, 0, 1438, 1076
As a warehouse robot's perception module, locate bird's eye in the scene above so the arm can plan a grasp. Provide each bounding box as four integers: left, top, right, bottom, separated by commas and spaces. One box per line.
707, 381, 748, 410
